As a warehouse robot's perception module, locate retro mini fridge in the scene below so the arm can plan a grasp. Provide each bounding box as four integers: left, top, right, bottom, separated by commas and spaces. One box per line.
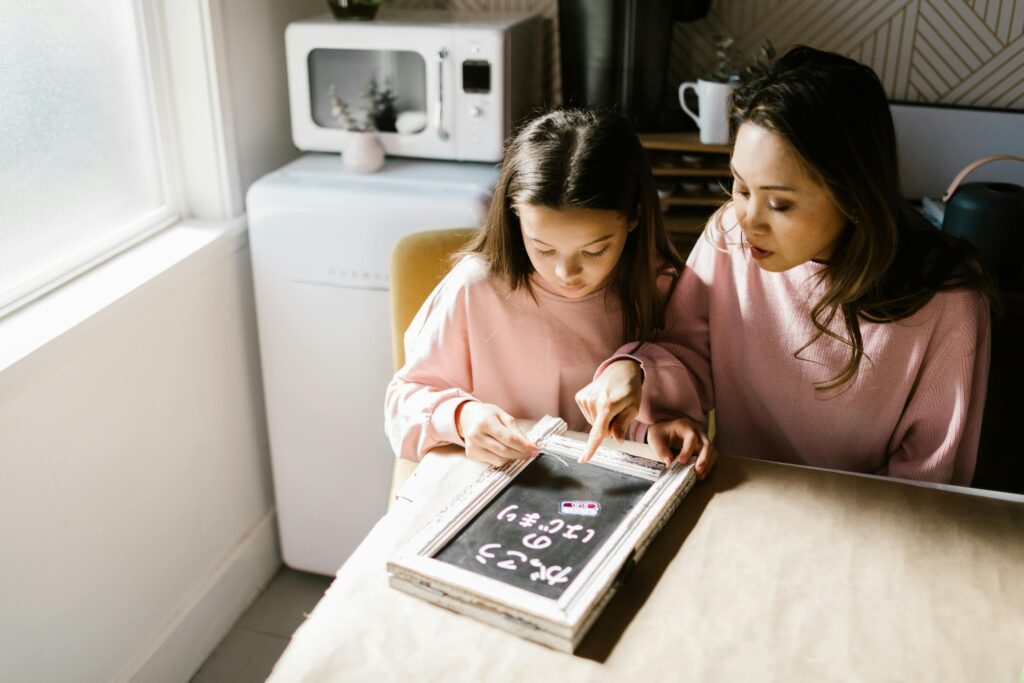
247, 154, 498, 574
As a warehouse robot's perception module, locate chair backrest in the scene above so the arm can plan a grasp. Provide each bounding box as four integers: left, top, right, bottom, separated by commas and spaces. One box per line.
387, 228, 476, 506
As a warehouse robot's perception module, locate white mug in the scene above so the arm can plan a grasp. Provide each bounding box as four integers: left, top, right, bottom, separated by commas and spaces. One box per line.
678, 79, 737, 145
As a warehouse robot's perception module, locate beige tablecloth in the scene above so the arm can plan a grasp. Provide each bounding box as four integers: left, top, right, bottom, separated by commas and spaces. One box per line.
268, 440, 1024, 682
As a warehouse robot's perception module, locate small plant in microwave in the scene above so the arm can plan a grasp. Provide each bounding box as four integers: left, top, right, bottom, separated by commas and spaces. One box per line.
328, 79, 398, 132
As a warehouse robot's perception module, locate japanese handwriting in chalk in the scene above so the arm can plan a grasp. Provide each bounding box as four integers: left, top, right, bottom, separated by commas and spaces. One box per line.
528, 559, 573, 586
561, 524, 595, 543
470, 506, 600, 585
496, 550, 527, 570
474, 544, 575, 586
518, 512, 540, 528
476, 543, 500, 564
522, 533, 551, 550
496, 505, 518, 522
537, 518, 564, 533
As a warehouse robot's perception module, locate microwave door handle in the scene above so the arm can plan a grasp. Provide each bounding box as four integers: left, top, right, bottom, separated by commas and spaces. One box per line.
435, 47, 450, 141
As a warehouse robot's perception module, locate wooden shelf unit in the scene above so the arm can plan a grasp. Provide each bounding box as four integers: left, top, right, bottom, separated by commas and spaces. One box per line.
641, 131, 731, 238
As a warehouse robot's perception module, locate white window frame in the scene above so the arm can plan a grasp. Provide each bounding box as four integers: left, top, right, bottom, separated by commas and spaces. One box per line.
0, 0, 241, 319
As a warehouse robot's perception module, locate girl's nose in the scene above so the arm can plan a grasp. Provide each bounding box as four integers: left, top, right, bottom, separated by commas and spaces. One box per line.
555, 258, 582, 280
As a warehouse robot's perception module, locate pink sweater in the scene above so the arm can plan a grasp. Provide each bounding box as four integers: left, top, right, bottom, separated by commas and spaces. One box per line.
626, 212, 991, 485
386, 255, 671, 462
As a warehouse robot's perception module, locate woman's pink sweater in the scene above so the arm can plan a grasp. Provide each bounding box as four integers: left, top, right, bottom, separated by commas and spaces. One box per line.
625, 213, 991, 485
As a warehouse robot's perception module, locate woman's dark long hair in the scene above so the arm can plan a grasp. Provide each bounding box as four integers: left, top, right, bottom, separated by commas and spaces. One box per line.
466, 108, 682, 344
726, 45, 997, 390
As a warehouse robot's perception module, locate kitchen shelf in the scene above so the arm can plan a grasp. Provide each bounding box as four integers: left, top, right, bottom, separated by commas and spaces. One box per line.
640, 131, 731, 154
641, 132, 731, 239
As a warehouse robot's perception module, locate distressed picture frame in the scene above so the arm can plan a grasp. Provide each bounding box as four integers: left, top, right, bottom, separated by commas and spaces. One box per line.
387, 415, 697, 652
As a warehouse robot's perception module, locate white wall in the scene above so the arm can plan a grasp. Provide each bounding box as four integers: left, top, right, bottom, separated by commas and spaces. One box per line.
220, 0, 326, 196
0, 1, 324, 681
0, 231, 277, 683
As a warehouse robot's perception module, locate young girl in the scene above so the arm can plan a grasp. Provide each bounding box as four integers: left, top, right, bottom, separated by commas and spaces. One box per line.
385, 108, 710, 468
578, 46, 995, 485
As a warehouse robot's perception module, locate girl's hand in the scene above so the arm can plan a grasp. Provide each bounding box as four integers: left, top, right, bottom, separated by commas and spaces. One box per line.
576, 360, 644, 464
455, 401, 539, 466
648, 418, 717, 479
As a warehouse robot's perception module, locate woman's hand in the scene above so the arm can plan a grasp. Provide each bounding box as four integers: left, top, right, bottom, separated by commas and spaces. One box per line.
648, 418, 716, 479
455, 401, 539, 466
575, 359, 644, 464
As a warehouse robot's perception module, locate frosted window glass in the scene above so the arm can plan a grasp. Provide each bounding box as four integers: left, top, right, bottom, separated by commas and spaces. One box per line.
0, 0, 167, 306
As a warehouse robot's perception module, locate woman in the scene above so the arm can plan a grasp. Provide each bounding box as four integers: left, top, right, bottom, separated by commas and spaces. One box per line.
577, 46, 995, 484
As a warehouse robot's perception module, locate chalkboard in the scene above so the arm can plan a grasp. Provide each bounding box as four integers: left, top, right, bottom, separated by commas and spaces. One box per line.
388, 415, 696, 652
434, 452, 652, 600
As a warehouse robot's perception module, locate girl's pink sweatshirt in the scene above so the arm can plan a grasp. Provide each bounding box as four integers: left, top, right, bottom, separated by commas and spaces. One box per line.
622, 213, 991, 485
386, 255, 673, 462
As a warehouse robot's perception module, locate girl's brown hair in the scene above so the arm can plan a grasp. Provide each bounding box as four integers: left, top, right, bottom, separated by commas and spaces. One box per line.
466, 108, 682, 344
726, 46, 997, 390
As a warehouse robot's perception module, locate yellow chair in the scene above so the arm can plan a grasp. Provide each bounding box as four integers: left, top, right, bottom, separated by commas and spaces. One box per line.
387, 228, 476, 508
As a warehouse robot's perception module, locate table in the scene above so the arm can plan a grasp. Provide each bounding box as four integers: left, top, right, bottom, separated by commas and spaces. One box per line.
267, 435, 1024, 682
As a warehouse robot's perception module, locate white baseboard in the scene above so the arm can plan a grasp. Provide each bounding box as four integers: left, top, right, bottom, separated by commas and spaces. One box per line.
117, 509, 283, 683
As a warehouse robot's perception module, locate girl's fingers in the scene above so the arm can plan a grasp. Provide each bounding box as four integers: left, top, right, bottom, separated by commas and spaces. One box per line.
483, 429, 533, 460
466, 444, 506, 467
494, 415, 539, 455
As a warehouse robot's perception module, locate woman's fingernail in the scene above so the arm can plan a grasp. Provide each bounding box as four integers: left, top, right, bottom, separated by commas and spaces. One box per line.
530, 448, 540, 458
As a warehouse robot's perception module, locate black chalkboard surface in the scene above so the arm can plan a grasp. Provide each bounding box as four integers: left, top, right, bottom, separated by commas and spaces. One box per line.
434, 452, 652, 600
389, 415, 696, 652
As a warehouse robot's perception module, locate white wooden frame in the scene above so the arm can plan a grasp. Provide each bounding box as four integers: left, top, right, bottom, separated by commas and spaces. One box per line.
388, 416, 697, 652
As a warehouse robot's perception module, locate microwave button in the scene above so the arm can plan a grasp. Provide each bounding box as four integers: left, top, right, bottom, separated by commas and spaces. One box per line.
462, 60, 491, 94
469, 105, 483, 118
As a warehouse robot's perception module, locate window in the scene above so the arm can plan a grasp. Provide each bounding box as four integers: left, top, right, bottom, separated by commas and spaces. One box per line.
0, 0, 182, 315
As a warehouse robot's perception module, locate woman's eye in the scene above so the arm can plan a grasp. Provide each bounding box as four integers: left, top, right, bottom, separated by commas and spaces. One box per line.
536, 248, 556, 257
582, 247, 609, 258
768, 202, 791, 212
733, 187, 749, 197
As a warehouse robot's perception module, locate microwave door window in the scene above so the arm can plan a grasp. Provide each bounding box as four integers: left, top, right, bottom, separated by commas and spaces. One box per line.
308, 48, 427, 135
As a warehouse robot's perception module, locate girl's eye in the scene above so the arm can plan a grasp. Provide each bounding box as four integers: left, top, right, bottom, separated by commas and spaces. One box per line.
768, 202, 791, 212
536, 248, 556, 257
733, 187, 749, 197
582, 247, 609, 258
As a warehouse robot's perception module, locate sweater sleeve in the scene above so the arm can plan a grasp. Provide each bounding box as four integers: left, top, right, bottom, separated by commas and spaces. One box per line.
882, 293, 991, 485
598, 234, 716, 427
384, 262, 480, 462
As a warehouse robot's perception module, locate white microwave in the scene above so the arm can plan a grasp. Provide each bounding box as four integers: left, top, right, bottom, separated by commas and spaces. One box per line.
285, 10, 544, 163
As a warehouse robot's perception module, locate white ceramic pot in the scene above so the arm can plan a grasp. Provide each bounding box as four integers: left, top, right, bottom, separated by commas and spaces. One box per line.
678, 79, 737, 145
343, 131, 385, 173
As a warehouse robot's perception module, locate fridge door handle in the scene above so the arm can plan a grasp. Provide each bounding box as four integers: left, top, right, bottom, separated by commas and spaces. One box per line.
435, 47, 450, 141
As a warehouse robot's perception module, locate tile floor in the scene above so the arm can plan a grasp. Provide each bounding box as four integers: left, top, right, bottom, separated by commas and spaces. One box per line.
190, 568, 332, 682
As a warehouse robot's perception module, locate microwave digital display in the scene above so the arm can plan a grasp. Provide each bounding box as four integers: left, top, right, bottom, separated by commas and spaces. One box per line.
462, 60, 491, 94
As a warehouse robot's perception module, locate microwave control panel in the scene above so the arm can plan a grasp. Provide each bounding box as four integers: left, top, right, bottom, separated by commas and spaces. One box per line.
453, 33, 506, 161
462, 60, 491, 94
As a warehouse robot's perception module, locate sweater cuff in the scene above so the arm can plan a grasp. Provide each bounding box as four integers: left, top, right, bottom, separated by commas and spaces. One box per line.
594, 354, 646, 382
626, 419, 649, 445
432, 395, 477, 447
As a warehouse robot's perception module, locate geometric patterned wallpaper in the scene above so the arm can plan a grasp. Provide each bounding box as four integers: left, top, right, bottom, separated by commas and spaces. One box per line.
670, 0, 1024, 109
400, 0, 1024, 110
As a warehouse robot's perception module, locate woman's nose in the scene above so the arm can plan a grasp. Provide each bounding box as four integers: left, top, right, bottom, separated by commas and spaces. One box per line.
740, 199, 769, 235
